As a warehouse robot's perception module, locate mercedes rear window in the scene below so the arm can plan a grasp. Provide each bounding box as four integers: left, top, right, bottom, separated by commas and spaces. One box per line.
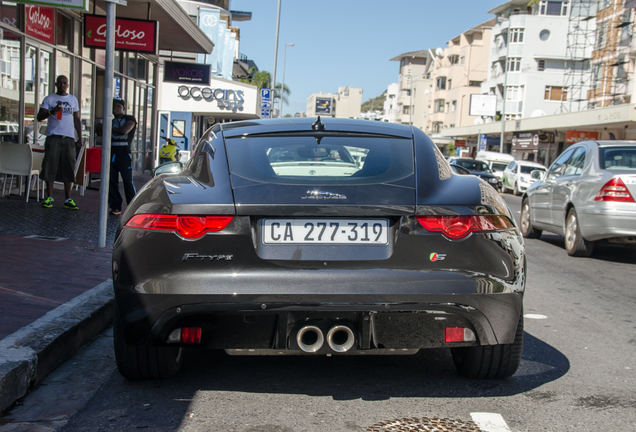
600, 147, 636, 171
225, 135, 414, 184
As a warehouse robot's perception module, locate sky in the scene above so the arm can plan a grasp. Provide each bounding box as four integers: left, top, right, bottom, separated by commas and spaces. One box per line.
232, 0, 507, 116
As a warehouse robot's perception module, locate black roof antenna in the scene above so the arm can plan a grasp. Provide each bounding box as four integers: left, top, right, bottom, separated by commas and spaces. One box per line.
311, 116, 326, 131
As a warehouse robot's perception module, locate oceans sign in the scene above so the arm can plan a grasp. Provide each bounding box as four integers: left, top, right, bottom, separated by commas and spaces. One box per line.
25, 5, 54, 44
164, 61, 211, 86
84, 15, 158, 54
178, 85, 244, 112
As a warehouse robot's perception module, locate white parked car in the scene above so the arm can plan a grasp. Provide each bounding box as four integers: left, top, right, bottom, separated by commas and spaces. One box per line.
25, 124, 48, 146
502, 160, 547, 195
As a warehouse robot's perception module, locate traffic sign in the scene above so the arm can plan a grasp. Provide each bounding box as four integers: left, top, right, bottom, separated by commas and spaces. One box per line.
261, 88, 271, 102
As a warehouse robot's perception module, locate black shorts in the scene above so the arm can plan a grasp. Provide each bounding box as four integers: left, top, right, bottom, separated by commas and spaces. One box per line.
40, 135, 76, 183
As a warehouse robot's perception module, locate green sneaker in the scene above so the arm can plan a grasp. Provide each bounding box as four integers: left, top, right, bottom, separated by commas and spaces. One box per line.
64, 199, 79, 210
42, 197, 54, 208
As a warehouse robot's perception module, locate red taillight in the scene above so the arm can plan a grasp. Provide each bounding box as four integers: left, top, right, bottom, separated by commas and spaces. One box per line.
445, 327, 476, 343
595, 178, 635, 203
126, 214, 234, 239
416, 215, 514, 239
181, 327, 202, 344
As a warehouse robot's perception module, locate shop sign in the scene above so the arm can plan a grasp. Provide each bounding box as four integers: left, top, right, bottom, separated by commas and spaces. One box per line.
454, 139, 467, 148
84, 15, 158, 54
1, 4, 18, 28
566, 130, 599, 144
164, 61, 210, 86
25, 5, 54, 44
177, 85, 245, 112
512, 132, 539, 152
15, 0, 88, 11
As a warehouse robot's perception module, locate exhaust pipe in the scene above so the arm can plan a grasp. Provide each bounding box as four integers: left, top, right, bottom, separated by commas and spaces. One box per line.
296, 325, 324, 353
326, 325, 355, 353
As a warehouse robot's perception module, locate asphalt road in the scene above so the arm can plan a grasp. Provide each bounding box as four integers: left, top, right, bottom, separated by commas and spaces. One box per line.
2, 193, 635, 432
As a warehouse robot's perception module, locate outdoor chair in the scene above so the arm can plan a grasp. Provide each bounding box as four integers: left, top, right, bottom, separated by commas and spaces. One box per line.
0, 142, 42, 202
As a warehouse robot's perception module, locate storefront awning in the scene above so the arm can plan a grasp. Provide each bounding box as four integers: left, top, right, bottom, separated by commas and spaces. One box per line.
94, 0, 214, 54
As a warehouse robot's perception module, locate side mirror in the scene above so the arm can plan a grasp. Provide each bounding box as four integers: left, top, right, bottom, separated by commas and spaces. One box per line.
153, 161, 183, 177
530, 170, 545, 180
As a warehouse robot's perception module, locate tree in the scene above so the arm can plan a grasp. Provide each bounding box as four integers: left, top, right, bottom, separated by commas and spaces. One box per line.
238, 68, 292, 107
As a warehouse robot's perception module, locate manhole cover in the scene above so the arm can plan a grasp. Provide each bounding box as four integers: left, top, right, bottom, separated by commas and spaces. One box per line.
366, 417, 484, 432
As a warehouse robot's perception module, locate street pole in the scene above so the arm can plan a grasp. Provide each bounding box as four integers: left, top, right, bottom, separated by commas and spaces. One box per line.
409, 75, 413, 126
499, 16, 511, 154
280, 43, 294, 118
98, 0, 125, 248
271, 0, 282, 117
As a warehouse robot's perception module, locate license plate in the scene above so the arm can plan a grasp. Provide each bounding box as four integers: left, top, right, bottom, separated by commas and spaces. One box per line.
262, 219, 389, 244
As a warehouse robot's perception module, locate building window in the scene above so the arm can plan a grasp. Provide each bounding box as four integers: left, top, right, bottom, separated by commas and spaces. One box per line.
591, 63, 603, 88
599, 0, 612, 10
403, 106, 410, 115
436, 76, 446, 90
460, 56, 465, 65
452, 100, 457, 112
506, 85, 524, 100
540, 30, 551, 41
434, 99, 445, 112
616, 56, 627, 81
510, 28, 524, 43
596, 22, 608, 49
539, 1, 569, 15
537, 60, 546, 71
448, 79, 452, 90
433, 122, 443, 133
507, 57, 521, 72
469, 80, 482, 87
545, 86, 567, 101
449, 54, 460, 65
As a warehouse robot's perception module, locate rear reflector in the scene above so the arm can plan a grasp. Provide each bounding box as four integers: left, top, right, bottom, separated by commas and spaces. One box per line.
126, 214, 234, 239
416, 215, 514, 239
595, 178, 635, 203
167, 327, 202, 344
445, 327, 476, 343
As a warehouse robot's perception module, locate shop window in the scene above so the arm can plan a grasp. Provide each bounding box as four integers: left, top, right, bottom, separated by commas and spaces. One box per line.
81, 61, 92, 148
137, 57, 147, 81
56, 51, 72, 85
56, 13, 73, 51
0, 29, 21, 141
128, 52, 136, 78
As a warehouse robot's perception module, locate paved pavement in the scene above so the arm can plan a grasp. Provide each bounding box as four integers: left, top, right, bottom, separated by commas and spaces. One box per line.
0, 173, 151, 413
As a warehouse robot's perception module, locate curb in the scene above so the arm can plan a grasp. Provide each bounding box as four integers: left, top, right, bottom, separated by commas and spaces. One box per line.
0, 280, 114, 413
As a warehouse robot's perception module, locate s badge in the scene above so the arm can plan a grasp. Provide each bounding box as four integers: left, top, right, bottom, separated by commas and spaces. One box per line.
430, 253, 447, 262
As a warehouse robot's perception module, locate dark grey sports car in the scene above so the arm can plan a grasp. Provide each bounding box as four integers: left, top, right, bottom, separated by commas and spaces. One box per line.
112, 118, 526, 380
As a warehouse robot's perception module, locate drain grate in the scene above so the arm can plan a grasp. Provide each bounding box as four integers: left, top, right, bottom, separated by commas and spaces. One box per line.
366, 417, 484, 432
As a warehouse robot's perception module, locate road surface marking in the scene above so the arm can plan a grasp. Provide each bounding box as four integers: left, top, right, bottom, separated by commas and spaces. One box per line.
524, 313, 548, 319
471, 412, 512, 432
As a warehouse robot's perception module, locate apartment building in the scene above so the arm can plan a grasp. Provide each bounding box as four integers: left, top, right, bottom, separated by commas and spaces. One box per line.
481, 0, 594, 121
306, 87, 362, 118
388, 50, 433, 131
383, 82, 400, 123
587, 0, 635, 109
428, 19, 495, 134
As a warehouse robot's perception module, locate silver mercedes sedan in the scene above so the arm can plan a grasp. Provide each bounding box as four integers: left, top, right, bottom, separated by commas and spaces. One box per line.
521, 140, 636, 256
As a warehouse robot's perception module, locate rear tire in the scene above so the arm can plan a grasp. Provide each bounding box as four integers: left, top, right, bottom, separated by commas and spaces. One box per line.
564, 208, 594, 257
513, 182, 520, 196
452, 313, 524, 379
113, 305, 182, 380
521, 199, 542, 239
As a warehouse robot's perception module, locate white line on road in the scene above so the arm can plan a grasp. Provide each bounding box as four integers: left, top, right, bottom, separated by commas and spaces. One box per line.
471, 412, 512, 432
524, 313, 548, 319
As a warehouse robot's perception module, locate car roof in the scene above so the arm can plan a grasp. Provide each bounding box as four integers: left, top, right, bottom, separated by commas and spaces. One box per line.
219, 117, 414, 139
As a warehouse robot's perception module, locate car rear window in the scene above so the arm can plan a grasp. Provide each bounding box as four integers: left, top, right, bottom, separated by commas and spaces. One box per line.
520, 165, 545, 174
224, 135, 414, 184
491, 162, 508, 172
600, 147, 636, 171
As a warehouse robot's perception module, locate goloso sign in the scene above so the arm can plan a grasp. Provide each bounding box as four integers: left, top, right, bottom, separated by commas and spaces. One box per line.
164, 61, 210, 86
84, 15, 158, 54
25, 5, 54, 44
177, 85, 244, 112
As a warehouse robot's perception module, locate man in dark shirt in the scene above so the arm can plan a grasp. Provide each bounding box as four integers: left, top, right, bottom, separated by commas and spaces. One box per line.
109, 97, 137, 215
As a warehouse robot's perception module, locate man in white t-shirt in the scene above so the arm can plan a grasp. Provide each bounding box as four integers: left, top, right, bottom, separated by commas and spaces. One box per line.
37, 75, 82, 210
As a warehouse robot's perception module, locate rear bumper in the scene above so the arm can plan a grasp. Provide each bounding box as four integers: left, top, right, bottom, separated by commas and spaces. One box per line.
115, 290, 523, 351
579, 207, 636, 241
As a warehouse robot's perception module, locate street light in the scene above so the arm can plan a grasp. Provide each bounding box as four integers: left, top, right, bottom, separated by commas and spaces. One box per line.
280, 43, 294, 117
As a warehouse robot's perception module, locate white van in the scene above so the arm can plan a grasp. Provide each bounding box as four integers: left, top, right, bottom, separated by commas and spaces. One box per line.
476, 150, 515, 186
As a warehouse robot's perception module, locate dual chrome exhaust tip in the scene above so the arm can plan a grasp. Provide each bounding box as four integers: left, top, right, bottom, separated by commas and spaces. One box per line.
296, 324, 355, 353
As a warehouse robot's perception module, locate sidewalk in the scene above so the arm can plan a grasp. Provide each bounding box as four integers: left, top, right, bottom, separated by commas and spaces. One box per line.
0, 173, 151, 412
